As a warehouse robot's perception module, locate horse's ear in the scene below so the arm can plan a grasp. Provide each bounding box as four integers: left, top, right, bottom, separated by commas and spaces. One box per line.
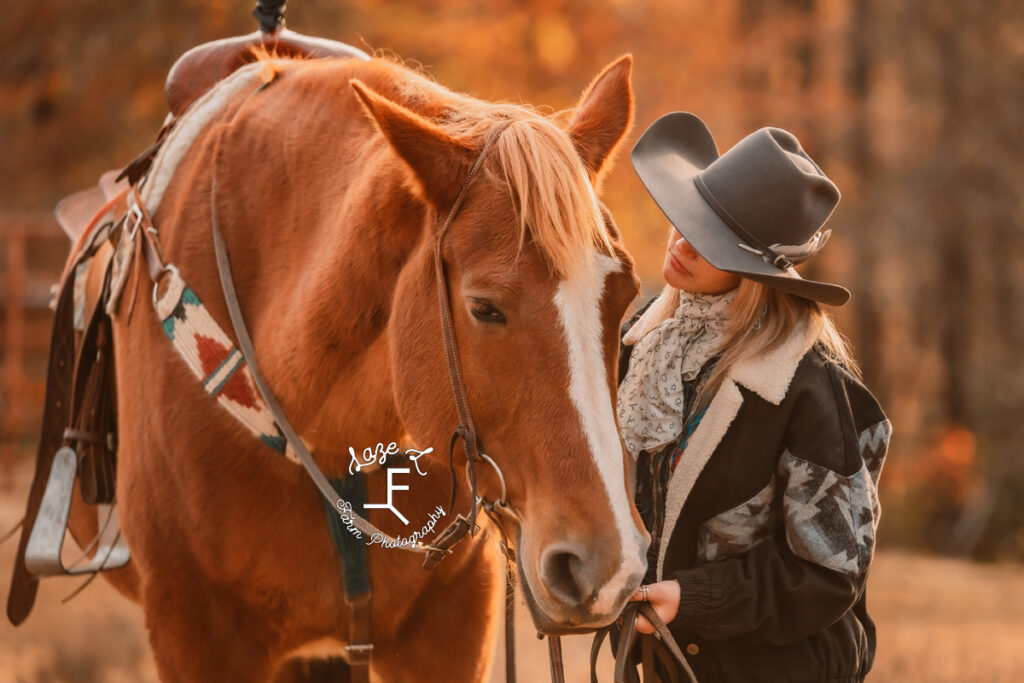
350, 79, 474, 210
566, 55, 635, 186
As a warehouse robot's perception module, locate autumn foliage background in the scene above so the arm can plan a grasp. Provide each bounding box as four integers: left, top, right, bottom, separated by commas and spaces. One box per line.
1, 1, 1023, 680
2, 0, 1024, 585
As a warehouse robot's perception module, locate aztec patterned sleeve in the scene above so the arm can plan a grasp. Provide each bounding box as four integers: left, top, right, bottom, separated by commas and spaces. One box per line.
670, 361, 891, 645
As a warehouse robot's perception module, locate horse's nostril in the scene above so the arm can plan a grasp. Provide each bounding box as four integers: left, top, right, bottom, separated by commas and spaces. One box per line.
540, 542, 592, 607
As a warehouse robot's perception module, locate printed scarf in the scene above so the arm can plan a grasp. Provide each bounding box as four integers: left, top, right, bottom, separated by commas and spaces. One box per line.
617, 287, 736, 459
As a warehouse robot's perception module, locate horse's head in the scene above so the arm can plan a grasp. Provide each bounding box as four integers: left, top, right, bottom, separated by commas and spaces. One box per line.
351, 56, 647, 632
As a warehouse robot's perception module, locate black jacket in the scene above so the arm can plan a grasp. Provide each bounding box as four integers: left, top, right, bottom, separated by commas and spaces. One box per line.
618, 297, 891, 683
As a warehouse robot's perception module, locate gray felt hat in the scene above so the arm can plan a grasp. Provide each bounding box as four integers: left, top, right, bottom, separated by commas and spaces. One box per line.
631, 112, 851, 306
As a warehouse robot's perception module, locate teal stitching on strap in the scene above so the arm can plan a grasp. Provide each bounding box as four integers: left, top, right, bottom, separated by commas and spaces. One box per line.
203, 349, 244, 396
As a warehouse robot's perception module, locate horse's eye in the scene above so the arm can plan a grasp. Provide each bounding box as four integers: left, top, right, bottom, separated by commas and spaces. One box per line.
470, 301, 506, 325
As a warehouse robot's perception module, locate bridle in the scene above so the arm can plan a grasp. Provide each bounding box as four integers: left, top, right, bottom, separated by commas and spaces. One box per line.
422, 120, 697, 683
424, 117, 522, 571
205, 84, 527, 664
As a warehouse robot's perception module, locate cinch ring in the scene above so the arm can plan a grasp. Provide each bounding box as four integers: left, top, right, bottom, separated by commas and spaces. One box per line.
152, 263, 180, 307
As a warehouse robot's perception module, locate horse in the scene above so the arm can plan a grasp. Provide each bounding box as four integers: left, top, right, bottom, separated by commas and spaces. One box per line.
69, 48, 649, 681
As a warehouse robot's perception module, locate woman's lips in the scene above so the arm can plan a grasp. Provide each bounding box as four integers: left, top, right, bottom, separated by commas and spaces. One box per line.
668, 252, 690, 276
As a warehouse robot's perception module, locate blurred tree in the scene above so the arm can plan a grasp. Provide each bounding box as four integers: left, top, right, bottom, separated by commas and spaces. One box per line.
2, 0, 1023, 560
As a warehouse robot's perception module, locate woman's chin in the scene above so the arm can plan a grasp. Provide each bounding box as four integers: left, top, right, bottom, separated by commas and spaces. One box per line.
661, 263, 690, 290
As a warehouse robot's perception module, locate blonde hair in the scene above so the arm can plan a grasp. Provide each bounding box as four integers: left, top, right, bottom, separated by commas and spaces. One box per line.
438, 107, 616, 280
486, 117, 615, 279
627, 278, 860, 411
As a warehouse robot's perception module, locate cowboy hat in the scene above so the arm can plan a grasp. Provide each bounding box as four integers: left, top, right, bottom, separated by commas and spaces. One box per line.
631, 112, 851, 306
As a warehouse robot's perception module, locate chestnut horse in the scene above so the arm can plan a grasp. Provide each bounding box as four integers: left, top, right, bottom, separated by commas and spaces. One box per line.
86, 51, 648, 681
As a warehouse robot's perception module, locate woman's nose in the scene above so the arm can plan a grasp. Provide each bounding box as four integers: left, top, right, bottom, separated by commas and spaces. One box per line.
674, 236, 697, 257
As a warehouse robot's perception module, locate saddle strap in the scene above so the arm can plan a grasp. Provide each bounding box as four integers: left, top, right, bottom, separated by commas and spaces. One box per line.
505, 569, 516, 681
319, 472, 374, 681
7, 269, 78, 625
71, 316, 117, 504
116, 117, 178, 188
346, 593, 372, 683
65, 264, 118, 505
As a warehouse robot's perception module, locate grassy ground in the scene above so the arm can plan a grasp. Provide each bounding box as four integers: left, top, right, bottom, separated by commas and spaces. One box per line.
2, 464, 1022, 682
489, 552, 1024, 683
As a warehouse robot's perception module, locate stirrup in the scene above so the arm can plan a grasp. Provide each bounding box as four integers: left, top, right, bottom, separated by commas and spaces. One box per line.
24, 447, 130, 576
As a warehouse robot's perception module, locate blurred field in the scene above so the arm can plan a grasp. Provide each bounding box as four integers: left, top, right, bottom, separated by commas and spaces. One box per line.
2, 460, 1022, 682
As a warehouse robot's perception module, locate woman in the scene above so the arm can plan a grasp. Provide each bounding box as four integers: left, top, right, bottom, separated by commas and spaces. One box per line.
613, 112, 891, 682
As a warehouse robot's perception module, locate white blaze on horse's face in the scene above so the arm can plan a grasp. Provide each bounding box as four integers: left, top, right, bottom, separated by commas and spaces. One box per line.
551, 250, 648, 618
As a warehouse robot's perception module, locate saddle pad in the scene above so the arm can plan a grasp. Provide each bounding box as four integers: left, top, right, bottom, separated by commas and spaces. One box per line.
153, 266, 298, 462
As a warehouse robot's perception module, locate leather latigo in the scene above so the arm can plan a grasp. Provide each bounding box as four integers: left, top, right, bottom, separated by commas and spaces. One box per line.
6, 207, 120, 625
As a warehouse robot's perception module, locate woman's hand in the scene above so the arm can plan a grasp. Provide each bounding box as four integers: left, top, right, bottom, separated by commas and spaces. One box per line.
624, 580, 681, 634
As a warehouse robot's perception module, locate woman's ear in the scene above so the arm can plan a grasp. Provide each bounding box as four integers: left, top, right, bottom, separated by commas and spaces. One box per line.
565, 55, 635, 188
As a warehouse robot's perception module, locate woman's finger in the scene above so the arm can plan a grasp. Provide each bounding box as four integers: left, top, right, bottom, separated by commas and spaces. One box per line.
635, 614, 653, 634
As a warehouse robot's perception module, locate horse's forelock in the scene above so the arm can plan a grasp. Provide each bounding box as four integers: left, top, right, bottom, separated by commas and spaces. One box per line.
480, 118, 617, 281
388, 79, 619, 282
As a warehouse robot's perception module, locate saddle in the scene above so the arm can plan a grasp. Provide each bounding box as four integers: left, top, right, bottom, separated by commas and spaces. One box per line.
165, 26, 369, 117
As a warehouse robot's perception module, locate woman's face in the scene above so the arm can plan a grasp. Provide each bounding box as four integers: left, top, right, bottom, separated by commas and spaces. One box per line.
662, 225, 742, 295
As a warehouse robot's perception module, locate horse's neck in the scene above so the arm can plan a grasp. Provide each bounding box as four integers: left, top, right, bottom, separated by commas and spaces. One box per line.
258, 166, 428, 458
157, 57, 440, 470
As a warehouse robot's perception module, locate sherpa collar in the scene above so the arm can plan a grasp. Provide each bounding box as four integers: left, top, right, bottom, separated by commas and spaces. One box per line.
726, 317, 819, 405
654, 318, 819, 580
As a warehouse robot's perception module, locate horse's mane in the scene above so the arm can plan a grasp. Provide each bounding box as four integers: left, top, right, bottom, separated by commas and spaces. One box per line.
251, 47, 616, 279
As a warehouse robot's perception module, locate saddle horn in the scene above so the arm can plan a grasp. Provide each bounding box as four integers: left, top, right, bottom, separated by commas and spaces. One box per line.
253, 0, 287, 34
